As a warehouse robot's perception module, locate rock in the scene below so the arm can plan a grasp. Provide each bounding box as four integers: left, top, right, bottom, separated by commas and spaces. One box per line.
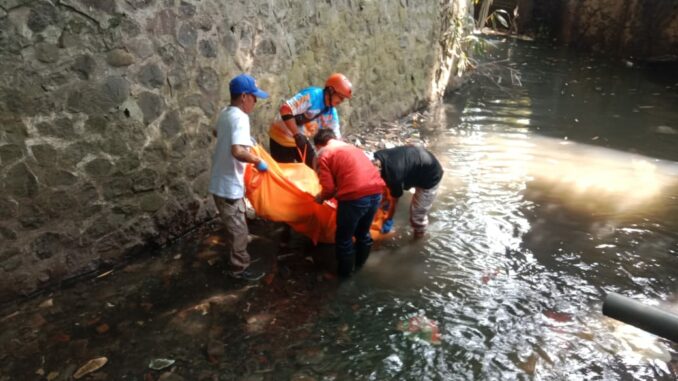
106, 49, 135, 67
36, 118, 76, 139
71, 55, 96, 80
160, 110, 181, 137
196, 67, 219, 94
5, 163, 39, 198
148, 358, 175, 370
0, 198, 18, 219
0, 225, 17, 241
102, 177, 134, 200
60, 142, 89, 167
127, 38, 154, 59
18, 204, 48, 229
0, 252, 22, 271
147, 9, 177, 35
31, 232, 66, 260
84, 158, 113, 177
139, 192, 165, 212
2, 118, 28, 143
67, 76, 130, 114
198, 39, 217, 57
0, 144, 24, 164
43, 170, 78, 187
137, 91, 165, 124
27, 1, 58, 33
179, 1, 196, 17
177, 22, 197, 48
35, 42, 59, 63
138, 63, 165, 88
131, 168, 159, 192
30, 144, 57, 167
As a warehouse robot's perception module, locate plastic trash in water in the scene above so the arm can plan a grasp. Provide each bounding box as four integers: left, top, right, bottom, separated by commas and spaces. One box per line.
148, 358, 175, 370
397, 316, 441, 345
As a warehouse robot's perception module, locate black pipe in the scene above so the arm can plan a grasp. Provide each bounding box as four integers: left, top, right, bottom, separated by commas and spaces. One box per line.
602, 292, 678, 343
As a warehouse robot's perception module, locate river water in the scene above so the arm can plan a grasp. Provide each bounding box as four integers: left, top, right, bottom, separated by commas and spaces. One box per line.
320, 38, 678, 380
1, 38, 677, 381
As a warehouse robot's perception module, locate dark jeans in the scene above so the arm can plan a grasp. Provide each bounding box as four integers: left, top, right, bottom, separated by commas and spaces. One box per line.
269, 138, 316, 168
335, 193, 381, 277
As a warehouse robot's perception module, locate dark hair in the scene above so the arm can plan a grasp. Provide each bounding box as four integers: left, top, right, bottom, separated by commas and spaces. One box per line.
313, 128, 336, 147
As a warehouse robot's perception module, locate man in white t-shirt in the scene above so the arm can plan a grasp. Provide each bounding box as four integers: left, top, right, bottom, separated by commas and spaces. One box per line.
209, 74, 269, 281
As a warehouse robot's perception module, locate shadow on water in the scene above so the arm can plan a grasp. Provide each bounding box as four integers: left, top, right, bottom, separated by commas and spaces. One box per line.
2, 37, 678, 380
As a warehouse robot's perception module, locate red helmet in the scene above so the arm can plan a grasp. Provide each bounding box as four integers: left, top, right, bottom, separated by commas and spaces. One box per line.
325, 73, 352, 99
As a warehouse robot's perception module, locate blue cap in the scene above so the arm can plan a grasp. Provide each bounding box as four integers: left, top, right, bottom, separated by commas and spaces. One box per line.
229, 74, 269, 99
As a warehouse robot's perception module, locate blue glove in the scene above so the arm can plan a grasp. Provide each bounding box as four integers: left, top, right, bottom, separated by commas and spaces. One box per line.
381, 219, 394, 234
256, 160, 268, 172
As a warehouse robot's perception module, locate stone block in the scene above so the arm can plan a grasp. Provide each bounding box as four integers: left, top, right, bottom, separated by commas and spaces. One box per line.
196, 67, 219, 94
198, 39, 217, 57
67, 76, 130, 115
127, 38, 154, 59
4, 162, 38, 198
31, 232, 67, 260
43, 169, 78, 187
0, 144, 24, 164
70, 54, 96, 80
137, 91, 165, 124
131, 168, 159, 192
37, 190, 78, 217
177, 22, 197, 49
18, 204, 48, 229
106, 48, 135, 67
139, 192, 165, 212
35, 42, 59, 63
27, 1, 58, 33
36, 117, 76, 139
179, 1, 196, 17
160, 110, 181, 137
30, 143, 57, 167
84, 157, 113, 177
147, 9, 176, 36
0, 198, 18, 219
102, 177, 133, 200
60, 141, 89, 167
137, 63, 165, 88
0, 225, 17, 241
2, 117, 28, 143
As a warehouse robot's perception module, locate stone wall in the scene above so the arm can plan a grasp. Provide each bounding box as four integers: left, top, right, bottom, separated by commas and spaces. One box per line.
0, 0, 472, 301
537, 0, 678, 58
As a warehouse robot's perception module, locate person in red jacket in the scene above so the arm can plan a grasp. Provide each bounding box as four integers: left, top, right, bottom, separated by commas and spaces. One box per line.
313, 129, 385, 278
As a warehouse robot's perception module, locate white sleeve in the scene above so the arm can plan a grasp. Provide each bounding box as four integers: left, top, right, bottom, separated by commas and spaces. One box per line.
231, 112, 252, 147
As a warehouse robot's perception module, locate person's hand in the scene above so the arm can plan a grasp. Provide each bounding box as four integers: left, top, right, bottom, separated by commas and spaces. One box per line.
256, 160, 268, 172
314, 194, 324, 204
381, 219, 394, 234
294, 133, 309, 149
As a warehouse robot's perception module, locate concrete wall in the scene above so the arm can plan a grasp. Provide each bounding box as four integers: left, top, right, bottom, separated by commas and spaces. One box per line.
0, 0, 472, 301
537, 0, 678, 58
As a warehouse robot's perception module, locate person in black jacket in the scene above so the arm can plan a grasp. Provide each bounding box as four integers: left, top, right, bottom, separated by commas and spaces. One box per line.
372, 145, 443, 238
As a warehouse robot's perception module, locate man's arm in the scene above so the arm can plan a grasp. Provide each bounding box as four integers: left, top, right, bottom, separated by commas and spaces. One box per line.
231, 145, 261, 165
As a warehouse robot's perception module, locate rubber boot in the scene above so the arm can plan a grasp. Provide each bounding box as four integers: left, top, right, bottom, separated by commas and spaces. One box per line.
336, 255, 354, 278
354, 243, 372, 270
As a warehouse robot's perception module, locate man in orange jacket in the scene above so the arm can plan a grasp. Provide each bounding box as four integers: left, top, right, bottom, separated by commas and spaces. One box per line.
313, 129, 385, 278
268, 73, 352, 168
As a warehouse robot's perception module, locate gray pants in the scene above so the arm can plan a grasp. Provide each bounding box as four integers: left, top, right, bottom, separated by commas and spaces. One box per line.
410, 184, 439, 234
213, 195, 250, 273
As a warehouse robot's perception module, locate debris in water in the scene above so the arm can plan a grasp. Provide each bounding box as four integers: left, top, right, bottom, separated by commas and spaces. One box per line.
397, 316, 442, 345
39, 298, 54, 308
543, 310, 573, 323
96, 323, 110, 334
148, 358, 175, 370
73, 357, 108, 379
